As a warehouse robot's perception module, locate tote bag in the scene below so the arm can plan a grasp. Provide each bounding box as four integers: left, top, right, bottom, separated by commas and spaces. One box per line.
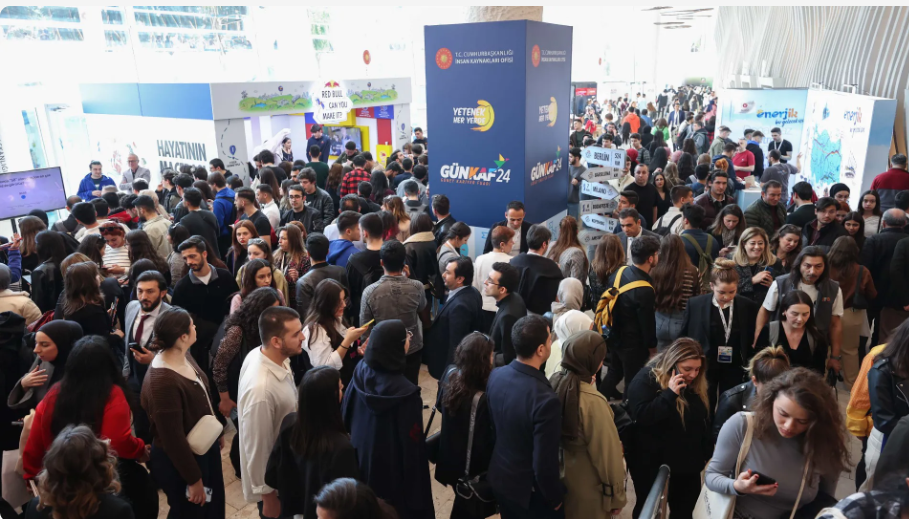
693, 412, 754, 519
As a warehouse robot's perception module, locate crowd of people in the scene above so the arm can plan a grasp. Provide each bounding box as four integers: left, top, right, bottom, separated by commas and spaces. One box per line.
0, 93, 907, 519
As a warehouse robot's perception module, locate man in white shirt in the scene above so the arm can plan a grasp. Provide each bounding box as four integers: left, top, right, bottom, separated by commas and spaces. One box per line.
473, 225, 516, 331
753, 247, 844, 373
256, 184, 281, 231
237, 306, 304, 519
653, 185, 694, 236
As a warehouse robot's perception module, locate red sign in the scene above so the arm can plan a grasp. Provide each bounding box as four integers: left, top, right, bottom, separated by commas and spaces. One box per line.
356, 107, 374, 118
575, 87, 597, 97
531, 45, 541, 67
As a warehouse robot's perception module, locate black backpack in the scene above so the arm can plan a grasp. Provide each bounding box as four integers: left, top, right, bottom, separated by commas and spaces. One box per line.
655, 214, 682, 237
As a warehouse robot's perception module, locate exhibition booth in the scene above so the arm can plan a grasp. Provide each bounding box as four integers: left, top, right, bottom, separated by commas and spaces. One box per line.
718, 87, 897, 208
74, 77, 413, 194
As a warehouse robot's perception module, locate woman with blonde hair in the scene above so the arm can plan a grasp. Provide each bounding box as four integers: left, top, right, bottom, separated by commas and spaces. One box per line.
625, 338, 711, 518
586, 233, 625, 310
547, 216, 588, 283
382, 195, 411, 241
706, 368, 848, 519
732, 227, 784, 304
27, 424, 133, 519
652, 235, 698, 351
661, 161, 684, 189
682, 258, 761, 411
712, 345, 791, 442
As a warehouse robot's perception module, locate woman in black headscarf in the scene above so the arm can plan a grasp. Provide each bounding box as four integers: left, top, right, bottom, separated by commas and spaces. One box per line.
8, 320, 82, 410
341, 320, 434, 519
550, 331, 627, 518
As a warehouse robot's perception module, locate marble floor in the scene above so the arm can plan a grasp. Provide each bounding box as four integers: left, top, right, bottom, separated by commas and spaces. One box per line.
156, 367, 862, 519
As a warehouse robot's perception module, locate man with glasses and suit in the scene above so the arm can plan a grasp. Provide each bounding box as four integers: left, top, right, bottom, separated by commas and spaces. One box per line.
119, 153, 151, 192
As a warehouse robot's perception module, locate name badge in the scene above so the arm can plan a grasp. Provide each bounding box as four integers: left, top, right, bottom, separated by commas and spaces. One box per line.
717, 346, 733, 364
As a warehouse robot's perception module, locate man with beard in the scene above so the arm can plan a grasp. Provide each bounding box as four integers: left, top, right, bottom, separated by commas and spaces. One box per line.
172, 236, 239, 369
124, 270, 170, 441
237, 307, 303, 519
568, 147, 586, 219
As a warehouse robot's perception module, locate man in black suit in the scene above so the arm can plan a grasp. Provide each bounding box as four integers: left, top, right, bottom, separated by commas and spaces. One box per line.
509, 225, 564, 315
425, 256, 483, 379
862, 208, 909, 345
787, 181, 816, 226
484, 262, 527, 366
487, 315, 563, 517
615, 208, 659, 263
483, 200, 533, 256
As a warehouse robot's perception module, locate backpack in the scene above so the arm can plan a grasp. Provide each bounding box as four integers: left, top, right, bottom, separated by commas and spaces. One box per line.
655, 214, 682, 237
594, 266, 653, 340
682, 233, 715, 293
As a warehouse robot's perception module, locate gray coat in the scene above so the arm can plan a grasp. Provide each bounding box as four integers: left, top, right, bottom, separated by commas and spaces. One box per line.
295, 263, 349, 317
360, 275, 427, 354
8, 356, 54, 410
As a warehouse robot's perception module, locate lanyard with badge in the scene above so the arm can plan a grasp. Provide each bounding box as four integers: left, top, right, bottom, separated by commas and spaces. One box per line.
717, 300, 734, 364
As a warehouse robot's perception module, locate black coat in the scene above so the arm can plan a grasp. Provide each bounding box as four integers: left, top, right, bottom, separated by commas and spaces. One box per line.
483, 220, 533, 254
712, 380, 757, 443
0, 312, 27, 450
681, 294, 759, 361
265, 414, 360, 518
31, 261, 62, 314
489, 293, 527, 366
802, 219, 849, 251
404, 234, 439, 291
341, 359, 434, 519
786, 204, 816, 228
25, 494, 134, 519
868, 356, 909, 437
625, 367, 712, 473
424, 286, 483, 379
433, 215, 457, 248
434, 368, 493, 487
865, 228, 909, 309
509, 253, 564, 315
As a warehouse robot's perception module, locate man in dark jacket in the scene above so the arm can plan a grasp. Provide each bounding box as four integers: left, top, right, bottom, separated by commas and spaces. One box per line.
569, 117, 591, 148
425, 257, 483, 379
484, 262, 527, 366
509, 225, 564, 316
865, 209, 909, 344
487, 315, 563, 516
692, 170, 732, 229
746, 131, 766, 180
305, 124, 331, 163
431, 194, 456, 247
298, 168, 335, 230
744, 180, 787, 237
802, 197, 849, 251
787, 181, 816, 226
599, 235, 659, 401
208, 173, 236, 255
280, 184, 322, 233
296, 233, 349, 316
178, 188, 222, 259
53, 195, 84, 237
483, 201, 533, 256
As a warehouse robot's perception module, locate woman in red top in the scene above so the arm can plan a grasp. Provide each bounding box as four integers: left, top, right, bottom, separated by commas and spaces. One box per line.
23, 335, 156, 519
732, 138, 756, 179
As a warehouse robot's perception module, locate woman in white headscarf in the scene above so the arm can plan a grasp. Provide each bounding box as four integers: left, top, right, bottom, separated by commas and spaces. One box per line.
547, 309, 593, 378
551, 277, 584, 323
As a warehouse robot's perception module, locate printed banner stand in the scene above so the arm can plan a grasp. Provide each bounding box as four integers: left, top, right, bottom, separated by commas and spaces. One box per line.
581, 214, 619, 233
425, 20, 573, 227
578, 146, 625, 259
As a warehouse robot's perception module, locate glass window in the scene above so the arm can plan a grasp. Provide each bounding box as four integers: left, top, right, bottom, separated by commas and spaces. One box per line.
0, 6, 80, 23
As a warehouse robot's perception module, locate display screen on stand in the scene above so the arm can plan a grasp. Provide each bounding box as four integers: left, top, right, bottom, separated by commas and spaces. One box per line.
0, 167, 68, 220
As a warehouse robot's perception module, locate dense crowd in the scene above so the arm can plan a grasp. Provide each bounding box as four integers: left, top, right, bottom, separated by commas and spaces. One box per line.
0, 97, 907, 519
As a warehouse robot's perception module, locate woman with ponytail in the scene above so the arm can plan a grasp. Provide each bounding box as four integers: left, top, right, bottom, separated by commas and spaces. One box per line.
682, 258, 761, 411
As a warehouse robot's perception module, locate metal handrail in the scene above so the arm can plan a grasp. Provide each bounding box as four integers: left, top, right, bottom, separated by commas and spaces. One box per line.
638, 464, 671, 519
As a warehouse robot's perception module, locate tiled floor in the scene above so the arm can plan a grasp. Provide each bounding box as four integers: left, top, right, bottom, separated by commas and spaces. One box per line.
156, 368, 860, 519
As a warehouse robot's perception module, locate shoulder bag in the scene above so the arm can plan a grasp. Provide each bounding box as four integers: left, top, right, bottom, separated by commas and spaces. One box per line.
185, 369, 224, 456
425, 365, 457, 464
454, 391, 497, 518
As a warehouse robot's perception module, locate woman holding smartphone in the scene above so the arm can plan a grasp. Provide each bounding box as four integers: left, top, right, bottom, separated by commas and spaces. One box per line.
706, 368, 848, 519
625, 338, 711, 518
732, 227, 783, 305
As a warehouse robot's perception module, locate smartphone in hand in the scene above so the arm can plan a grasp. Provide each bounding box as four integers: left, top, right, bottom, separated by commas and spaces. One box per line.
751, 471, 777, 486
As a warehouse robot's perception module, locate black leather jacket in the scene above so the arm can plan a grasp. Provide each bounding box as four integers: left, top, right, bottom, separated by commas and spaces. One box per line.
869, 357, 909, 437
30, 261, 61, 314
712, 380, 758, 443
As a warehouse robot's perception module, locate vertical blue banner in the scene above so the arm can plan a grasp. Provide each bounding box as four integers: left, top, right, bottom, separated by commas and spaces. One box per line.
425, 21, 527, 227
523, 21, 573, 223
426, 21, 572, 227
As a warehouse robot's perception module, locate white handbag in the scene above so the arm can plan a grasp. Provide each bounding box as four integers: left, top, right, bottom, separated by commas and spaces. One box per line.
693, 412, 755, 519
185, 371, 223, 456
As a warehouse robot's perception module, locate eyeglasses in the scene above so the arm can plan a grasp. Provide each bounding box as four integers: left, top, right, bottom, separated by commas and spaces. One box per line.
287, 194, 303, 200
99, 227, 122, 235
483, 277, 500, 286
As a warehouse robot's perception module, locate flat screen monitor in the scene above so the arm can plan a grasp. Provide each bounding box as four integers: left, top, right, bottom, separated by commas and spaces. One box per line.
0, 167, 67, 220
327, 126, 364, 158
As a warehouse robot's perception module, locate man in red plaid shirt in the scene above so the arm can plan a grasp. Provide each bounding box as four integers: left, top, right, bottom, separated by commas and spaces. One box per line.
340, 154, 371, 197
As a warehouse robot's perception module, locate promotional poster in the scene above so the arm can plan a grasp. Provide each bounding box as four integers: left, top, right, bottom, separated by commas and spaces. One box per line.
425, 20, 572, 227
717, 88, 807, 164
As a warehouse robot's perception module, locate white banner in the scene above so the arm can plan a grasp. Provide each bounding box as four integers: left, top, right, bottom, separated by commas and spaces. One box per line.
582, 146, 625, 171
580, 166, 623, 182
581, 214, 619, 233
314, 81, 353, 124
580, 180, 619, 200
579, 229, 608, 247
580, 198, 618, 215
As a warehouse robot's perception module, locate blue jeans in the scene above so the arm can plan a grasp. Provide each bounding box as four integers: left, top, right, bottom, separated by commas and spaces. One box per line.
655, 309, 686, 352
567, 202, 580, 220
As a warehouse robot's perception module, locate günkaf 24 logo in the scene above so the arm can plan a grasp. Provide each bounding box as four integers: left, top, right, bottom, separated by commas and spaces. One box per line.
440, 155, 511, 186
